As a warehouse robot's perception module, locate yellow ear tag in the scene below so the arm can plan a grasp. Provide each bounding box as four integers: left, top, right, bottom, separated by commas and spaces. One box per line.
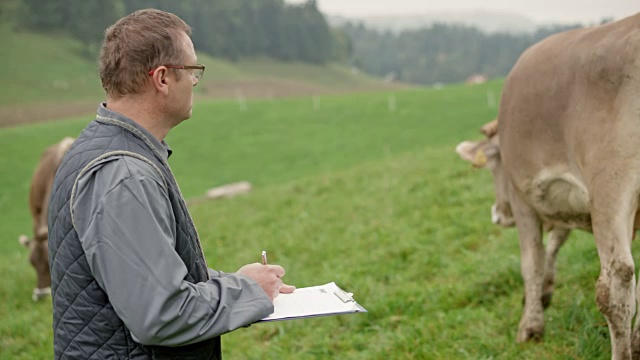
473, 149, 487, 167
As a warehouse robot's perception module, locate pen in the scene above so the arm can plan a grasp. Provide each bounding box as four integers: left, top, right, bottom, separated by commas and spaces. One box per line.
261, 250, 267, 265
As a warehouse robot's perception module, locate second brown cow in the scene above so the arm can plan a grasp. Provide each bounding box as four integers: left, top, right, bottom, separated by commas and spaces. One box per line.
19, 137, 75, 301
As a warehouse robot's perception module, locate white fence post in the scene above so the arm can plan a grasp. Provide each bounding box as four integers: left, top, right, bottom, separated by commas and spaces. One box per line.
235, 89, 247, 111
487, 90, 496, 108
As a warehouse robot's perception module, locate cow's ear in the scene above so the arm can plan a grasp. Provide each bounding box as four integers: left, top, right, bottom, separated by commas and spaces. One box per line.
456, 140, 500, 169
456, 140, 485, 167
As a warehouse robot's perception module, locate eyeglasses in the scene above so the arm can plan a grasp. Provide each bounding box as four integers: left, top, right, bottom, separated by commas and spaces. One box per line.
148, 64, 206, 80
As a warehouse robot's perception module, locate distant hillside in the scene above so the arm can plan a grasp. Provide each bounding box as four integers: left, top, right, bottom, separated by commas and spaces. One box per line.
0, 26, 407, 127
329, 10, 566, 34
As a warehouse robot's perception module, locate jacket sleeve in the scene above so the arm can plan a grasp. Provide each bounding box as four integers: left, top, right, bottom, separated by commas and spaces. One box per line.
72, 155, 273, 346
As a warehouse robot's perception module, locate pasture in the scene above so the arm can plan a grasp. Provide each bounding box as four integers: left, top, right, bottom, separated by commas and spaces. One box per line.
0, 81, 625, 359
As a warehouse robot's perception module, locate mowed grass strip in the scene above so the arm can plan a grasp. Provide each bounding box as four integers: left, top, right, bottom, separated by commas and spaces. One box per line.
0, 81, 624, 359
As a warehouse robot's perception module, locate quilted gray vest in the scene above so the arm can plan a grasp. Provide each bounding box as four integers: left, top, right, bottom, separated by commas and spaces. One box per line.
48, 116, 221, 359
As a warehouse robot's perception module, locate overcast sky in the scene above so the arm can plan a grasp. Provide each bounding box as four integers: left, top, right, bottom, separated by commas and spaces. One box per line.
285, 0, 639, 25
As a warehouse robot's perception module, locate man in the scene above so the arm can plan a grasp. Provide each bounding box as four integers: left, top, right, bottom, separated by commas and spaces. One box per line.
48, 9, 294, 359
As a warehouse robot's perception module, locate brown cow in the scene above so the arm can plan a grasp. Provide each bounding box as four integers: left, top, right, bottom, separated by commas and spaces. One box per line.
19, 137, 74, 301
459, 12, 640, 358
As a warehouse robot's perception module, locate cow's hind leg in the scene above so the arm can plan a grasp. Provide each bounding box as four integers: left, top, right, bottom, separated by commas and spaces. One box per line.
511, 194, 546, 342
591, 197, 636, 359
542, 228, 570, 308
630, 228, 640, 359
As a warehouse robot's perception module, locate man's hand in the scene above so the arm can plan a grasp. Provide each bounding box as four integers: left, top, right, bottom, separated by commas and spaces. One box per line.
237, 263, 296, 301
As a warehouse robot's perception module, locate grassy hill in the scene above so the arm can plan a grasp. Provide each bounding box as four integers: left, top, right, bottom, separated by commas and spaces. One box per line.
0, 25, 105, 106
0, 25, 405, 126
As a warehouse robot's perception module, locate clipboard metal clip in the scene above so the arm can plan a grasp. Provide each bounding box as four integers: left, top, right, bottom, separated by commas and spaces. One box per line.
333, 288, 355, 303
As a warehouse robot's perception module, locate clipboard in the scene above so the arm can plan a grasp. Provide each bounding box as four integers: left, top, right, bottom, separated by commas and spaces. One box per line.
258, 282, 367, 322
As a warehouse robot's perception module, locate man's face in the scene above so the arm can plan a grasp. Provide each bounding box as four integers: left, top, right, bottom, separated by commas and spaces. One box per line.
169, 32, 199, 123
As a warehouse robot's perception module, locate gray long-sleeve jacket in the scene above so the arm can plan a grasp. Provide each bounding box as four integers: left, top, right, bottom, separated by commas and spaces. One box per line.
71, 104, 273, 346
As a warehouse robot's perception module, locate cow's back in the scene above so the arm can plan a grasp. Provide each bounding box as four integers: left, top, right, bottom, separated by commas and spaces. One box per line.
29, 137, 75, 235
498, 14, 640, 228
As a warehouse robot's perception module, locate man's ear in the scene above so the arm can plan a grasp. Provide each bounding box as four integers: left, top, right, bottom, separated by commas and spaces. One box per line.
150, 66, 170, 95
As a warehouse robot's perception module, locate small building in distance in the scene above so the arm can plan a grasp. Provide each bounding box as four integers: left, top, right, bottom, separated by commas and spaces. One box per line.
465, 73, 489, 85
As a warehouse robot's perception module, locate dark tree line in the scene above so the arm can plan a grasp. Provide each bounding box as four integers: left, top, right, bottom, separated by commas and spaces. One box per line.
16, 0, 346, 64
341, 22, 583, 85
13, 0, 590, 85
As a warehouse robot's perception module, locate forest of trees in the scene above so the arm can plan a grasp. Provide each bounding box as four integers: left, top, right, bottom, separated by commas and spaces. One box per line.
10, 0, 587, 85
341, 22, 582, 85
16, 0, 344, 64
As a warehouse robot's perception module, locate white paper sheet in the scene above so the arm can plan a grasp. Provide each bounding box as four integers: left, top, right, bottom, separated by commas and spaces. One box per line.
259, 282, 367, 322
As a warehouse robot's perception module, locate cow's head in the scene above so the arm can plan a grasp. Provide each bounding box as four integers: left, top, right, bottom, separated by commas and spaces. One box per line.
19, 226, 51, 301
456, 120, 515, 227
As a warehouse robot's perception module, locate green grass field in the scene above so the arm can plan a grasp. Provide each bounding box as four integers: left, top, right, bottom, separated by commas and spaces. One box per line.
0, 80, 626, 359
